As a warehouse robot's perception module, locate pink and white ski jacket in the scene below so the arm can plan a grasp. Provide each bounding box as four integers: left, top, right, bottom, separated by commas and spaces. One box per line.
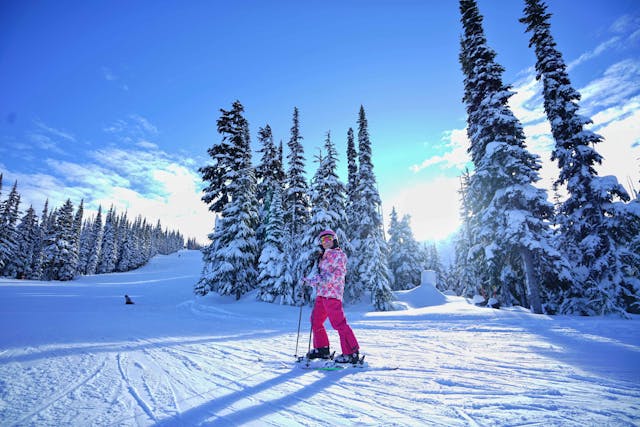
306, 248, 347, 301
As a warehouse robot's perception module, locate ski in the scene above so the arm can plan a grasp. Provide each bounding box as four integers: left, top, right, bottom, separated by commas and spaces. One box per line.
292, 355, 399, 371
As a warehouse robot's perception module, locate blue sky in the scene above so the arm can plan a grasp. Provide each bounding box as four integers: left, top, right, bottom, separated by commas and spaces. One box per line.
1, 0, 639, 244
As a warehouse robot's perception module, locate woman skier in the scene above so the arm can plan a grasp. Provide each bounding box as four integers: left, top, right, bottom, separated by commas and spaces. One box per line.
303, 229, 360, 363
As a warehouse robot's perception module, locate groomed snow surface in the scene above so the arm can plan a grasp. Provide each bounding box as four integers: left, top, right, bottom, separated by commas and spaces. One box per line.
1, 250, 639, 426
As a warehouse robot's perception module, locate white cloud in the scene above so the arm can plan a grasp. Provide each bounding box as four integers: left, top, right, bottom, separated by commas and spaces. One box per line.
21, 120, 77, 156
130, 115, 159, 135
137, 140, 160, 150
4, 146, 213, 244
507, 58, 640, 195
609, 14, 640, 34
593, 108, 640, 194
45, 159, 131, 189
580, 59, 640, 111
90, 162, 212, 244
33, 120, 76, 142
104, 114, 157, 140
410, 128, 470, 173
83, 147, 212, 242
567, 36, 622, 71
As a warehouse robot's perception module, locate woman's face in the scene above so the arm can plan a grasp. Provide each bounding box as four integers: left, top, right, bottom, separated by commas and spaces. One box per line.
320, 235, 334, 249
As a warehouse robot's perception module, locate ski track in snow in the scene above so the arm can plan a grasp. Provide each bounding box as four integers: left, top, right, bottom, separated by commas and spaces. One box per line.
1, 250, 639, 426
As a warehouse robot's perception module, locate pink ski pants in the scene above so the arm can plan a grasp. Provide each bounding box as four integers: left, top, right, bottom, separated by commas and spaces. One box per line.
311, 296, 359, 355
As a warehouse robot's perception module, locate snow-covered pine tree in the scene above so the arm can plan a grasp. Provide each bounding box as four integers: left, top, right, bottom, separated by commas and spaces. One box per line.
117, 213, 135, 272
344, 127, 362, 301
84, 206, 102, 274
627, 193, 640, 313
97, 206, 117, 274
77, 217, 92, 274
521, 0, 638, 315
284, 107, 310, 237
387, 208, 422, 290
255, 124, 286, 251
8, 206, 39, 279
452, 169, 481, 297
141, 219, 153, 263
28, 201, 49, 280
72, 199, 83, 252
298, 148, 329, 304
345, 127, 359, 232
282, 107, 310, 304
459, 0, 571, 314
351, 106, 394, 310
387, 207, 401, 289
422, 241, 445, 291
257, 183, 292, 303
0, 181, 21, 276
132, 216, 146, 268
198, 100, 259, 299
151, 220, 162, 258
40, 199, 77, 281
300, 132, 353, 304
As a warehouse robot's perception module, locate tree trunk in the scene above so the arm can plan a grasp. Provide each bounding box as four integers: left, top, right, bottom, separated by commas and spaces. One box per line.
520, 247, 543, 314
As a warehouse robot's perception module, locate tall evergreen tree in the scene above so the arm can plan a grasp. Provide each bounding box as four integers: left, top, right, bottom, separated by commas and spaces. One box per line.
452, 170, 481, 297
41, 199, 77, 281
9, 206, 39, 279
71, 200, 83, 273
117, 213, 135, 272
85, 207, 103, 275
345, 127, 359, 233
284, 107, 310, 238
387, 208, 422, 291
300, 132, 353, 304
351, 106, 394, 310
521, 0, 638, 315
198, 101, 259, 299
387, 207, 401, 288
28, 201, 49, 280
199, 102, 248, 215
256, 183, 291, 303
255, 124, 286, 251
459, 0, 572, 314
97, 206, 117, 274
0, 181, 20, 275
282, 107, 310, 303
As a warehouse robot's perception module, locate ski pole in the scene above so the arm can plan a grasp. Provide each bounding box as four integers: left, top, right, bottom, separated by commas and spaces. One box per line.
294, 304, 303, 359
307, 304, 313, 355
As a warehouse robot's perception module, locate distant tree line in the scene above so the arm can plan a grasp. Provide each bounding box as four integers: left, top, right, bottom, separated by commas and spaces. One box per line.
0, 177, 185, 281
448, 0, 640, 316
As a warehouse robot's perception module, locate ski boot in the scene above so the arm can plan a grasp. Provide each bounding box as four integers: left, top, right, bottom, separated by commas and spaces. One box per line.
306, 346, 331, 360
334, 352, 360, 364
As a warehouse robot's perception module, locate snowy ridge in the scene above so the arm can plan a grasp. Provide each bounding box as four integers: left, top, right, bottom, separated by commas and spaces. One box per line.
1, 250, 639, 426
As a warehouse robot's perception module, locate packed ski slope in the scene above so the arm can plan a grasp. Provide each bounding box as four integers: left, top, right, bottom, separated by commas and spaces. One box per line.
1, 250, 639, 426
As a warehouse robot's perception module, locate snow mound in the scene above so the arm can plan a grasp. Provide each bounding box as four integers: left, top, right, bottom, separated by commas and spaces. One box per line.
393, 270, 447, 310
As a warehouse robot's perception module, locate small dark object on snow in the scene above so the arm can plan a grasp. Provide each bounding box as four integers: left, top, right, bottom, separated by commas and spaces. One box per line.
124, 294, 135, 305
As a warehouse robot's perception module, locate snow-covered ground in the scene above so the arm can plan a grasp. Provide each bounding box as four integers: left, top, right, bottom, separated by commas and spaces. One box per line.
1, 250, 639, 426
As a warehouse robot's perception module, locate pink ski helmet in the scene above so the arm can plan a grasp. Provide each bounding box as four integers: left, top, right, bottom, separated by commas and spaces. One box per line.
318, 229, 339, 247
318, 229, 337, 240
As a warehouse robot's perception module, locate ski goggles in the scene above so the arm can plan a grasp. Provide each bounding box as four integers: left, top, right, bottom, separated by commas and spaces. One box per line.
320, 235, 334, 243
